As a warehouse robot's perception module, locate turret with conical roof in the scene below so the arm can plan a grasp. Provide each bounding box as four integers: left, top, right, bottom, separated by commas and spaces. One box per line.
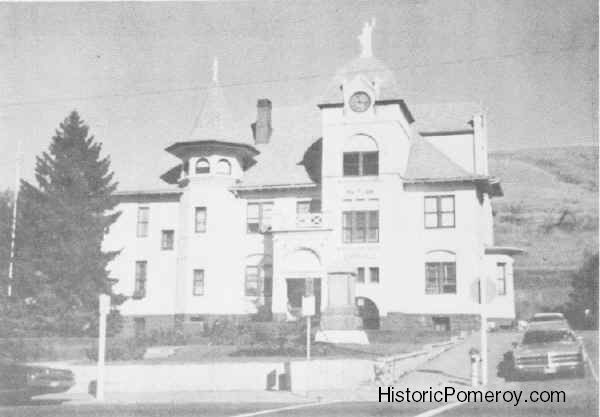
162, 57, 258, 185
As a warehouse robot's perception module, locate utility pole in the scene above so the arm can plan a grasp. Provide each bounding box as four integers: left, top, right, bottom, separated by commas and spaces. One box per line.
480, 276, 488, 386
306, 314, 311, 361
7, 138, 22, 297
97, 294, 110, 401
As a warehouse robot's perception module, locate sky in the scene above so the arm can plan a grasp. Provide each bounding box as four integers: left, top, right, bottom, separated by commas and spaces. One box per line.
0, 0, 597, 191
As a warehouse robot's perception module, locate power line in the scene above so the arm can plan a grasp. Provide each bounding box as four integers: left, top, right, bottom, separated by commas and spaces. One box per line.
0, 43, 594, 108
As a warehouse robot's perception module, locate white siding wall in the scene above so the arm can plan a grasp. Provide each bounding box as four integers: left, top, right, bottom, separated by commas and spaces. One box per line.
104, 199, 179, 316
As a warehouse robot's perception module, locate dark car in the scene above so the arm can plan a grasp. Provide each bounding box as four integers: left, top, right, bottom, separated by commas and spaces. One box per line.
527, 312, 570, 328
510, 325, 585, 380
0, 358, 75, 403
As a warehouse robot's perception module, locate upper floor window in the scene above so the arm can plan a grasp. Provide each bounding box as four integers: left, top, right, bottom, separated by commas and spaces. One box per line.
296, 199, 322, 214
342, 134, 379, 177
357, 266, 380, 284
193, 269, 205, 296
161, 230, 174, 250
133, 260, 147, 299
342, 210, 379, 243
247, 202, 273, 233
496, 262, 507, 296
216, 159, 232, 175
136, 207, 149, 238
195, 207, 207, 233
195, 158, 210, 174
343, 152, 379, 176
424, 195, 455, 228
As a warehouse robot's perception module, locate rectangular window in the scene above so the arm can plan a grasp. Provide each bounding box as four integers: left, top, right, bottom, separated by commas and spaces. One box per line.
161, 230, 174, 250
343, 152, 379, 176
343, 152, 360, 176
134, 261, 147, 299
424, 195, 455, 228
195, 207, 207, 233
357, 267, 365, 283
496, 262, 507, 296
136, 207, 149, 237
296, 201, 311, 214
342, 210, 379, 243
246, 202, 273, 233
193, 269, 204, 296
425, 262, 456, 294
362, 152, 379, 176
369, 267, 380, 283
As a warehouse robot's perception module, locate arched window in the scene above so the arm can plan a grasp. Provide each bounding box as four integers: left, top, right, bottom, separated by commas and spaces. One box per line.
425, 250, 457, 295
216, 159, 232, 175
343, 134, 379, 176
195, 158, 210, 174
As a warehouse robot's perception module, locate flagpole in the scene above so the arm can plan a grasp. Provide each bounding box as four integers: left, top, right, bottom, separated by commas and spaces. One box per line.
7, 138, 22, 297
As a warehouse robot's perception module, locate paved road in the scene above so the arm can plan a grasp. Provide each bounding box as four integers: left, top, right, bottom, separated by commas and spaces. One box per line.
1, 330, 597, 416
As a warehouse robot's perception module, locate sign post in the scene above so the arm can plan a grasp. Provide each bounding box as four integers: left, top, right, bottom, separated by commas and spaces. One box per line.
302, 295, 315, 361
97, 294, 110, 401
480, 277, 488, 386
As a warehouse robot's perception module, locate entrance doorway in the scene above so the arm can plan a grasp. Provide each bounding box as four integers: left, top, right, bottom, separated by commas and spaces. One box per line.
286, 278, 321, 318
356, 297, 380, 329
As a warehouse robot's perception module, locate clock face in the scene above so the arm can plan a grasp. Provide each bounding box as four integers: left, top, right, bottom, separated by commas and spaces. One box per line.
349, 91, 372, 112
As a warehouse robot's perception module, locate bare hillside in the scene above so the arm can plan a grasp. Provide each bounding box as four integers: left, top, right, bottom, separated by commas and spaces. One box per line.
490, 146, 598, 270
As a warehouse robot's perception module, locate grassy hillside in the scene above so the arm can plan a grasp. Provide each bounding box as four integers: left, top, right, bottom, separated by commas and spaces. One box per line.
489, 145, 598, 270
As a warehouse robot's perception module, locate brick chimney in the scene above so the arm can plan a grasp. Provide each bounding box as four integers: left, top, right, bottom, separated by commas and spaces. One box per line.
252, 99, 272, 144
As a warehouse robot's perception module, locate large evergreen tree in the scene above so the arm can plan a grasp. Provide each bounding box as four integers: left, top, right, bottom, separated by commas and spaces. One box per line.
11, 111, 123, 335
566, 252, 599, 329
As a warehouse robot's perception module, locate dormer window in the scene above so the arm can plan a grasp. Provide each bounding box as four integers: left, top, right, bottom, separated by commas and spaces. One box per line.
216, 159, 232, 175
195, 158, 210, 174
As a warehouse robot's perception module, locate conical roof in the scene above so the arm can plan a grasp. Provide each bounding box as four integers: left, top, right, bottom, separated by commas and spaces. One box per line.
189, 81, 235, 141
185, 58, 251, 144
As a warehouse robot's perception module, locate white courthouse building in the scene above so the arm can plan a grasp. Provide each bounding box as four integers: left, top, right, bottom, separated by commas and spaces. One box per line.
104, 23, 521, 336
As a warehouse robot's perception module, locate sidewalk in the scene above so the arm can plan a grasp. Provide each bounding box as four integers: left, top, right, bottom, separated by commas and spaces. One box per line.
36, 390, 319, 405
395, 331, 513, 391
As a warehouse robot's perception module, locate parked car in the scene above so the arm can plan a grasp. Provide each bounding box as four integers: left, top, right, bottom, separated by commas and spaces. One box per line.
528, 312, 569, 328
0, 356, 75, 403
509, 324, 585, 380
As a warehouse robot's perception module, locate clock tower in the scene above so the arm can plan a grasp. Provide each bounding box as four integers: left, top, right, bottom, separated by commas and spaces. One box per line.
316, 19, 416, 334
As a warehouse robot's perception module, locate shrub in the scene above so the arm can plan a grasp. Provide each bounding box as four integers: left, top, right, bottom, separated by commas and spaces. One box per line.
205, 320, 254, 345
0, 338, 58, 362
85, 338, 146, 361
143, 328, 188, 346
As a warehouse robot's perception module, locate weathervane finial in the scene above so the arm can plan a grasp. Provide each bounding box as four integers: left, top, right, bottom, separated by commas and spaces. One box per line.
358, 18, 376, 58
